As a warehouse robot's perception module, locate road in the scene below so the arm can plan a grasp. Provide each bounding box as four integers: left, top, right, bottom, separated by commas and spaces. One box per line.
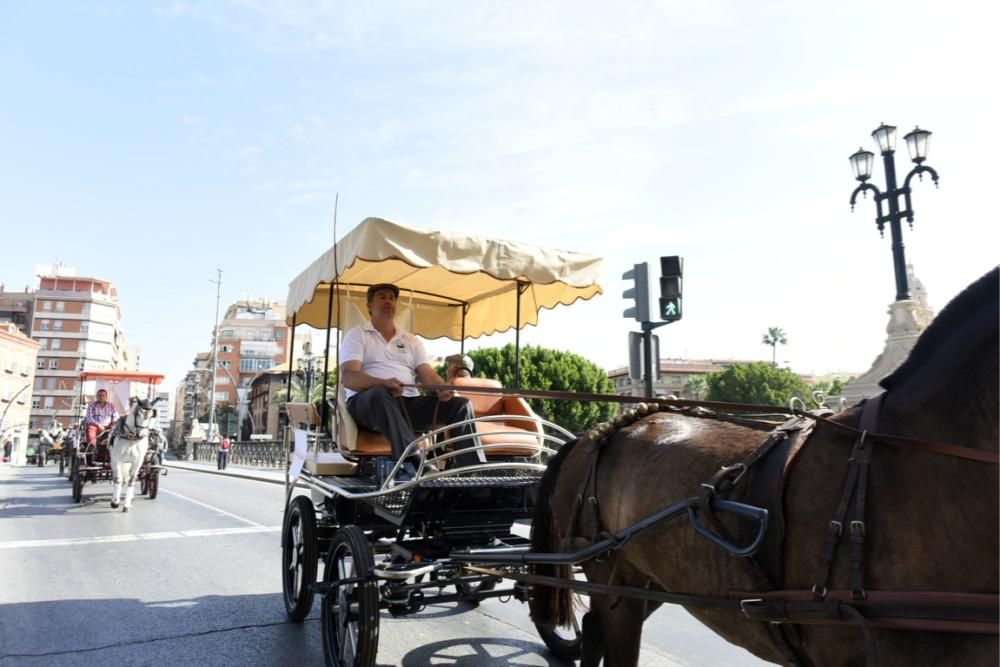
0, 462, 773, 666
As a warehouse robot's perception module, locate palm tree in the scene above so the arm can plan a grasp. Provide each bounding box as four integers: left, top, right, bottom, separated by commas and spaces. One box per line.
684, 376, 708, 400
761, 327, 788, 366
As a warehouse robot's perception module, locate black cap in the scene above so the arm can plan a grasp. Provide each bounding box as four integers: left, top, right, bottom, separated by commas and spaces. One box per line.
366, 283, 400, 301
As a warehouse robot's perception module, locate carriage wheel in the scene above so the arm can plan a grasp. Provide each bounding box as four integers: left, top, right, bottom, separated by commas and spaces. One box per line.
71, 468, 84, 503
147, 470, 159, 499
321, 526, 379, 667
282, 496, 318, 622
529, 571, 588, 661
140, 473, 149, 496
58, 454, 65, 477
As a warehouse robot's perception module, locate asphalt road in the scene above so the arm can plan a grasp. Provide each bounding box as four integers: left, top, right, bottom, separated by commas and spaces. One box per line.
0, 462, 772, 666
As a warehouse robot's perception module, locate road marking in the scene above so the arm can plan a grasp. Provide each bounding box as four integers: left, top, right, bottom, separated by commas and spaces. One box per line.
0, 525, 281, 550
158, 488, 264, 527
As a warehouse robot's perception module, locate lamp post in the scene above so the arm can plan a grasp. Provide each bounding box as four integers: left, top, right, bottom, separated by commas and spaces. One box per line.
297, 341, 319, 403
849, 123, 940, 301
216, 363, 254, 435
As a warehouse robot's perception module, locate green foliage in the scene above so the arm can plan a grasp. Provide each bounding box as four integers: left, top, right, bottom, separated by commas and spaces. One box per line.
706, 362, 812, 408
467, 344, 616, 434
282, 371, 337, 406
684, 375, 708, 400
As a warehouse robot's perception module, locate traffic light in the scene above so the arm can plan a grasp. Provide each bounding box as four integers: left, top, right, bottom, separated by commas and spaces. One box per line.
622, 262, 650, 322
659, 256, 683, 322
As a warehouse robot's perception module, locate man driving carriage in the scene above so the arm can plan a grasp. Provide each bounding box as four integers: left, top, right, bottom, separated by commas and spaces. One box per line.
340, 283, 487, 481
84, 388, 119, 447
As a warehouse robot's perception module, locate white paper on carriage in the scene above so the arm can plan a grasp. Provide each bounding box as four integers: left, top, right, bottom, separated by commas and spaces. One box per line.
289, 429, 307, 479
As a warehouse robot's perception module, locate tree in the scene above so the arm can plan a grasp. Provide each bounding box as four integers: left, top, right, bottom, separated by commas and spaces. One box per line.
761, 326, 788, 366
282, 371, 337, 406
467, 344, 616, 434
684, 376, 708, 400
706, 362, 812, 408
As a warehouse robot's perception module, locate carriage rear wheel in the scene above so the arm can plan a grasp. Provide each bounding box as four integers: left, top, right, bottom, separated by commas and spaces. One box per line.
282, 496, 318, 622
321, 526, 379, 667
71, 468, 84, 503
147, 470, 159, 499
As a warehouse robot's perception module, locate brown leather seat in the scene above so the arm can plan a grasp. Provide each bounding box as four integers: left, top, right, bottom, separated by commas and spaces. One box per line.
452, 377, 544, 457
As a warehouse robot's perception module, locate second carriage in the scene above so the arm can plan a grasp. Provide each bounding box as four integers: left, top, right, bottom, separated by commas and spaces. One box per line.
279, 218, 604, 665
70, 370, 167, 504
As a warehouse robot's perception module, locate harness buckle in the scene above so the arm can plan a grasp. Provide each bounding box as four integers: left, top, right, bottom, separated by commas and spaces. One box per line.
811, 584, 828, 599
740, 598, 764, 619
828, 520, 843, 537
849, 520, 866, 537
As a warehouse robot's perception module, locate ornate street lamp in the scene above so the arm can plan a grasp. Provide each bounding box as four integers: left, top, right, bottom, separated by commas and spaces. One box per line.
849, 123, 940, 301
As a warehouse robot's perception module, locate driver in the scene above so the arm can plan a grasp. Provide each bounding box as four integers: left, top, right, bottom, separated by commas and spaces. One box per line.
84, 388, 119, 447
340, 283, 486, 481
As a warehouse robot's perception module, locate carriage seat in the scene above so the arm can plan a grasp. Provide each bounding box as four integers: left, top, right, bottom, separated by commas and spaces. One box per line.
336, 386, 394, 457
452, 377, 544, 457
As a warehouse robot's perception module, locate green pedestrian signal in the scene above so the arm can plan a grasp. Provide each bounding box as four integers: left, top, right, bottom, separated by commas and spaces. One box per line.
660, 295, 682, 321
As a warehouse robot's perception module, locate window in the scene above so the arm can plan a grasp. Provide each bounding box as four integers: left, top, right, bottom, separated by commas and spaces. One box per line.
55, 301, 65, 311
49, 359, 59, 369
38, 339, 48, 350
221, 329, 234, 339
40, 319, 50, 331
42, 301, 52, 311
31, 397, 40, 409
219, 360, 231, 368
80, 322, 89, 334
220, 344, 233, 353
44, 397, 54, 409
214, 391, 229, 402
36, 360, 45, 370
275, 330, 285, 339
217, 375, 231, 384
239, 357, 273, 373
51, 339, 61, 350
35, 378, 44, 390
53, 320, 63, 331
47, 377, 57, 390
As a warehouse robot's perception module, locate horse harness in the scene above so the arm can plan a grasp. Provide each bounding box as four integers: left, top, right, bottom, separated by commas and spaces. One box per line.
566, 394, 999, 667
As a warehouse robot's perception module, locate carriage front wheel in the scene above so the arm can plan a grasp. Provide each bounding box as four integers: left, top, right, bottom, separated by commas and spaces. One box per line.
71, 467, 84, 503
282, 496, 318, 622
147, 470, 159, 499
321, 526, 379, 667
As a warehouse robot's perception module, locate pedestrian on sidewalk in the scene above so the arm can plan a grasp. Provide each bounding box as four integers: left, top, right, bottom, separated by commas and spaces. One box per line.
2, 433, 12, 462
217, 435, 231, 470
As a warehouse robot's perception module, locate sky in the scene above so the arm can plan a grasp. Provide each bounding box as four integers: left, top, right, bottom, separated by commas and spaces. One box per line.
2, 0, 998, 394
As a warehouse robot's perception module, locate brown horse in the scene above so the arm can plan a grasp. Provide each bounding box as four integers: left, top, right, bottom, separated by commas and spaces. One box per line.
531, 267, 998, 666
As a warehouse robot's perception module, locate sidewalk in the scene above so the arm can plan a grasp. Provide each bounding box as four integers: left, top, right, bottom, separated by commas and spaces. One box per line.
164, 459, 289, 486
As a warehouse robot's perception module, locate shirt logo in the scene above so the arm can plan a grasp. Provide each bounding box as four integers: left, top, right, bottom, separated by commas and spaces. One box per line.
395, 342, 406, 351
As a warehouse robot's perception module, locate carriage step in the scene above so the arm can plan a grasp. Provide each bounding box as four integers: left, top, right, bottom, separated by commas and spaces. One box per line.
373, 562, 441, 580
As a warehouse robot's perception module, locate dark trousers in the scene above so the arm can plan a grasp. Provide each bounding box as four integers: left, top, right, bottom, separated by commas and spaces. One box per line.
347, 386, 486, 468
217, 450, 228, 470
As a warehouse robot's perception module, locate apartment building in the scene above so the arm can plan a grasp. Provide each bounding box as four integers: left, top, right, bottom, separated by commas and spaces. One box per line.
29, 274, 126, 430
0, 322, 40, 464
212, 299, 289, 412
607, 358, 757, 398
0, 286, 35, 336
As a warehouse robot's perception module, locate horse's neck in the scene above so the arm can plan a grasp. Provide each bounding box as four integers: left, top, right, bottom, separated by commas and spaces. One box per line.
881, 352, 999, 454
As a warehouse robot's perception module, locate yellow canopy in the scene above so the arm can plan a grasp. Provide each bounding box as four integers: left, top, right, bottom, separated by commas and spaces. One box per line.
286, 217, 603, 340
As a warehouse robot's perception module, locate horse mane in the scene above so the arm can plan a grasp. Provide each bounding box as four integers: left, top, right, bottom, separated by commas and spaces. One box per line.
530, 436, 581, 628
880, 266, 999, 391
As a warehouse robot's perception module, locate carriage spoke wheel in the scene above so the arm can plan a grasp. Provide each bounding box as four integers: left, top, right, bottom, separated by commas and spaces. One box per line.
147, 470, 159, 499
529, 570, 588, 661
140, 472, 149, 496
282, 496, 318, 622
71, 465, 84, 503
321, 526, 379, 667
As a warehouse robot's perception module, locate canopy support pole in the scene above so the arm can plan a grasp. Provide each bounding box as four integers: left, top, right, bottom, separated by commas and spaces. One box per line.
515, 281, 528, 388
286, 315, 297, 427
320, 285, 334, 432
460, 304, 469, 355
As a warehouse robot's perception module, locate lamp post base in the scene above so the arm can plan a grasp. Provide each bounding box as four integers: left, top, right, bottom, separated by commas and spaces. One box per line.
840, 297, 934, 403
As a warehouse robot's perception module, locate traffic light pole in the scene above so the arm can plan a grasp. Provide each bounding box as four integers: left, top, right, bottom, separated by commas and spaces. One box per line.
641, 320, 670, 398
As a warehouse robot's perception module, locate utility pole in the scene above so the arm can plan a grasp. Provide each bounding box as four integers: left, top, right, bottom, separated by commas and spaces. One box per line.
208, 269, 222, 443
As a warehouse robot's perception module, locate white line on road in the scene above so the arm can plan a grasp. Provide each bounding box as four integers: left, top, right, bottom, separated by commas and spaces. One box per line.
158, 488, 264, 527
0, 525, 281, 550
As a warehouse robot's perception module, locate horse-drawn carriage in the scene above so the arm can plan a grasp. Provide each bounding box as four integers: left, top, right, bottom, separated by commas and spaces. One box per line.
281, 218, 998, 666
70, 371, 167, 510
279, 218, 604, 664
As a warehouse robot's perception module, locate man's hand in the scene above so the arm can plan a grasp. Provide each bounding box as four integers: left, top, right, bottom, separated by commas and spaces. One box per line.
438, 389, 457, 401
384, 377, 404, 396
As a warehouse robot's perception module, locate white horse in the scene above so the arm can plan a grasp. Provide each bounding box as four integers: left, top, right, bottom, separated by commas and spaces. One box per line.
110, 397, 159, 512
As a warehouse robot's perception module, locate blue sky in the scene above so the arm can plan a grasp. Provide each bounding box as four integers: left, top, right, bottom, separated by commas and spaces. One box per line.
2, 0, 997, 392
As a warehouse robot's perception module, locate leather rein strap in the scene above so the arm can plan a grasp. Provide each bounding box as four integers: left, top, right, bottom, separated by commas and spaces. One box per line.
416, 384, 999, 466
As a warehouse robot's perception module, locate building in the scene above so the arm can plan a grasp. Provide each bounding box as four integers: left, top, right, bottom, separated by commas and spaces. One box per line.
0, 285, 35, 336
153, 390, 172, 435
247, 364, 291, 440
607, 358, 758, 399
0, 322, 40, 464
28, 274, 128, 431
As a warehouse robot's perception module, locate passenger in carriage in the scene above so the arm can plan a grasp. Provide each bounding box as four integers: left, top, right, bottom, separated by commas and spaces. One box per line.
340, 283, 487, 481
444, 353, 474, 382
84, 389, 119, 447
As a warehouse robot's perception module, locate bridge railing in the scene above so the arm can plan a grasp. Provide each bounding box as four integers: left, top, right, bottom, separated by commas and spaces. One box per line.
193, 436, 337, 469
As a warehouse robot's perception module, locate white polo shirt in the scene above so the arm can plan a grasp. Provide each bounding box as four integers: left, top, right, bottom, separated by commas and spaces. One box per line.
339, 320, 430, 399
